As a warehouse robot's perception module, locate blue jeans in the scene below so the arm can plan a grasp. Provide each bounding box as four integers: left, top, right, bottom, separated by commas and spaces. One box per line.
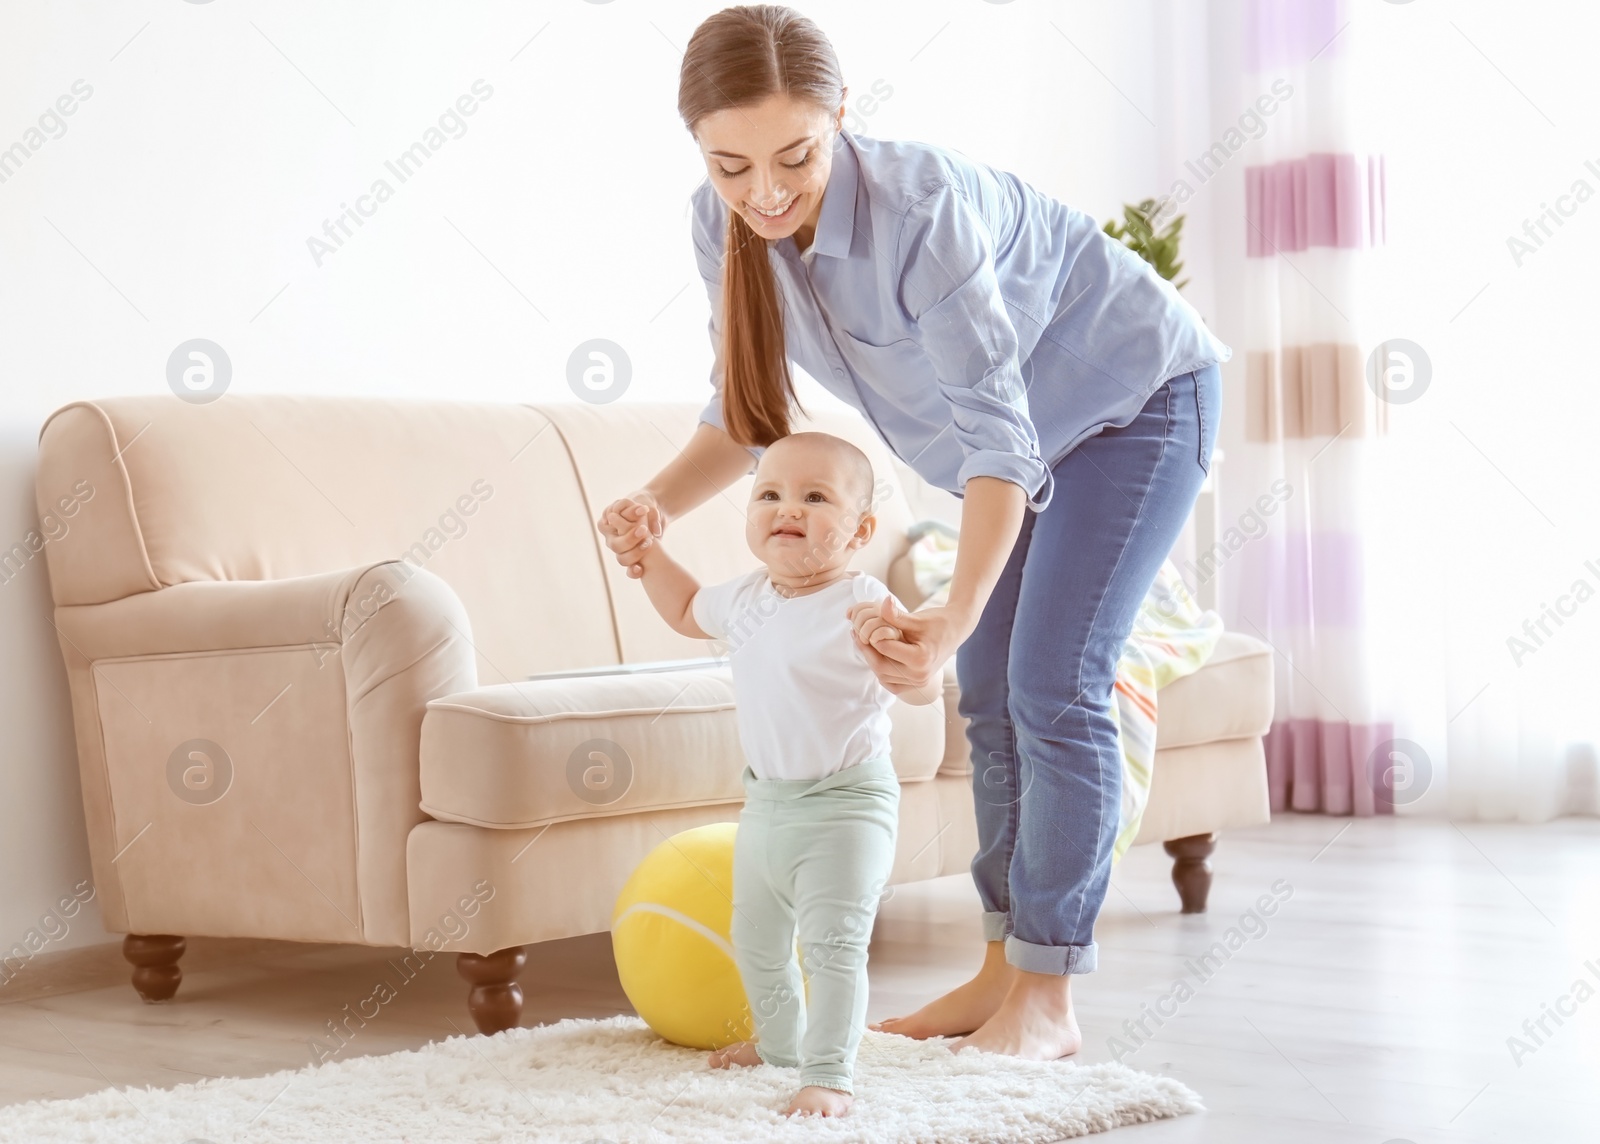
956, 363, 1220, 974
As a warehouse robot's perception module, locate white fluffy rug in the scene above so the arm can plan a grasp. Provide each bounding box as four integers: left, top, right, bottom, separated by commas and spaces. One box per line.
0, 1016, 1201, 1143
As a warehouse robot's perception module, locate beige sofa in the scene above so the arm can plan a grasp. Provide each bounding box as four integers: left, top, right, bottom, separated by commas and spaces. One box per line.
34, 395, 1273, 1032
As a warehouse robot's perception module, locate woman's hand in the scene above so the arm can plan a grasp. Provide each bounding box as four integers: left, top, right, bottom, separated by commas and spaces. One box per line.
848, 597, 971, 700
850, 478, 1022, 694
597, 490, 669, 579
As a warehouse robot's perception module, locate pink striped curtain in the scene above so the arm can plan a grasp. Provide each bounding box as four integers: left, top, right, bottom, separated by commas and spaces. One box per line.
1225, 0, 1397, 814
1245, 153, 1386, 255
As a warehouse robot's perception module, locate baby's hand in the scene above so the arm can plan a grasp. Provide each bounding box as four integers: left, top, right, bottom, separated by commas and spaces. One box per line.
848, 598, 904, 650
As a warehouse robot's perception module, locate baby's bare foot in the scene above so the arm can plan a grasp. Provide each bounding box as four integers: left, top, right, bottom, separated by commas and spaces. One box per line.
785, 1085, 853, 1117
706, 1040, 763, 1070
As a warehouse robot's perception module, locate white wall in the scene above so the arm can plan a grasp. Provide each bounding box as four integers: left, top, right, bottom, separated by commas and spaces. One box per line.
0, 0, 1206, 953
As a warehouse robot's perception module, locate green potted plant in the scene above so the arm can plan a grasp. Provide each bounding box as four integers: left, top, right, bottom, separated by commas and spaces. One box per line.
1102, 198, 1189, 291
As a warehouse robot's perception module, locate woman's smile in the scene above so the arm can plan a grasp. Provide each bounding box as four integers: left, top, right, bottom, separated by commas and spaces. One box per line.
748, 194, 801, 226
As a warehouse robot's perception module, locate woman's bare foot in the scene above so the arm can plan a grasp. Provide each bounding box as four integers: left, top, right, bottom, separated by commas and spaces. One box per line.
785, 1085, 853, 1117
950, 968, 1082, 1060
706, 1040, 763, 1070
870, 940, 1015, 1039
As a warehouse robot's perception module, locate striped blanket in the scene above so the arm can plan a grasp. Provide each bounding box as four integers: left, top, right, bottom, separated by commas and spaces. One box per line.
904, 521, 1223, 862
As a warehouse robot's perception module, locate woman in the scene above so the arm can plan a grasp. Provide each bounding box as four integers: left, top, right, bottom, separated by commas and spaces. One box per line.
598, 4, 1225, 1061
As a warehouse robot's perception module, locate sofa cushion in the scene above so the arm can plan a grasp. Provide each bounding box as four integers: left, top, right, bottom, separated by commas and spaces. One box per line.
935, 630, 1274, 776
419, 667, 947, 830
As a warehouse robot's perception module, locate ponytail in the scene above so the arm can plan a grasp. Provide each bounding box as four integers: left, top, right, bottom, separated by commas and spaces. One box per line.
721, 208, 800, 445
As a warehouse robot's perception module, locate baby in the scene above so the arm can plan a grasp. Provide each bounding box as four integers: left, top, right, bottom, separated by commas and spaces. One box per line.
607, 431, 936, 1118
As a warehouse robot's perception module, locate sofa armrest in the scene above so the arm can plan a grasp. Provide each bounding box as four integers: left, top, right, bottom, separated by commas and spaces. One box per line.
53, 562, 406, 659
52, 561, 477, 947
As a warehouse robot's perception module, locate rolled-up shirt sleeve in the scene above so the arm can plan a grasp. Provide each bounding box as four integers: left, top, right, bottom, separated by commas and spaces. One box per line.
895, 184, 1054, 511
691, 204, 764, 469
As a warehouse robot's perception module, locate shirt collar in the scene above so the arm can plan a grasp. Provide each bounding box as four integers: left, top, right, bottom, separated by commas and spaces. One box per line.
799, 129, 858, 264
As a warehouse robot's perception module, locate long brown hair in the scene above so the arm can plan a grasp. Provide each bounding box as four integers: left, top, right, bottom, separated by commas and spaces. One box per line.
678, 5, 843, 447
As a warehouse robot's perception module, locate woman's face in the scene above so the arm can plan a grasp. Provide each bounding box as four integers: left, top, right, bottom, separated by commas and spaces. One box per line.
695, 92, 844, 244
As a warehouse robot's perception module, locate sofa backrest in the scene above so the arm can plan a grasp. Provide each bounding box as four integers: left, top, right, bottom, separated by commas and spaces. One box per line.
543, 398, 919, 665
35, 396, 921, 685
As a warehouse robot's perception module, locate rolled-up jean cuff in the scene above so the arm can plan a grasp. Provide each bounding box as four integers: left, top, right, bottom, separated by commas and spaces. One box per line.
981, 911, 1011, 943
1005, 935, 1098, 975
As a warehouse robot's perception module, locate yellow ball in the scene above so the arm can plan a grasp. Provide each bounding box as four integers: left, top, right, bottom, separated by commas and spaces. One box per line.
611, 823, 757, 1050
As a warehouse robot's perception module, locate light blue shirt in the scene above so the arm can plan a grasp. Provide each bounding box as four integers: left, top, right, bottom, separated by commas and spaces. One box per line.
690, 128, 1231, 512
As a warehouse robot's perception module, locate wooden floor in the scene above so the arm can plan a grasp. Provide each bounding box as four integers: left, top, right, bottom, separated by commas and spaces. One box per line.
1, 813, 1596, 1142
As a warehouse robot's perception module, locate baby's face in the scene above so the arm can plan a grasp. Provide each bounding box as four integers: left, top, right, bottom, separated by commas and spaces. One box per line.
746, 439, 875, 581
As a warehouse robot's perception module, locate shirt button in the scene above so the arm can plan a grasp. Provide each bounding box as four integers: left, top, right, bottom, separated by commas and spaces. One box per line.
833, 367, 845, 377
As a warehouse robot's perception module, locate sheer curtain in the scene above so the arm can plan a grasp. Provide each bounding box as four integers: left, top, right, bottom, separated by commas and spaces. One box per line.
1355, 0, 1600, 822
1186, 0, 1598, 821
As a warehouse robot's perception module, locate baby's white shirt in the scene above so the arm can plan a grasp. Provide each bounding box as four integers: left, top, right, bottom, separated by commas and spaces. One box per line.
691, 569, 898, 782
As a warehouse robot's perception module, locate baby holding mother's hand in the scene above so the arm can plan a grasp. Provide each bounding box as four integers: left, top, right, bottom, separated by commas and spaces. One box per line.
596, 431, 936, 1120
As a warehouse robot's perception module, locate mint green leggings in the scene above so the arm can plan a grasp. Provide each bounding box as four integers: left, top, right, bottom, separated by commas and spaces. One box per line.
731, 756, 900, 1094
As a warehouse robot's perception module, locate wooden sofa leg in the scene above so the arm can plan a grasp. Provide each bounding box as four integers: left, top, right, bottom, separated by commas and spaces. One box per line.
1162, 834, 1217, 914
458, 946, 527, 1035
123, 934, 186, 1002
